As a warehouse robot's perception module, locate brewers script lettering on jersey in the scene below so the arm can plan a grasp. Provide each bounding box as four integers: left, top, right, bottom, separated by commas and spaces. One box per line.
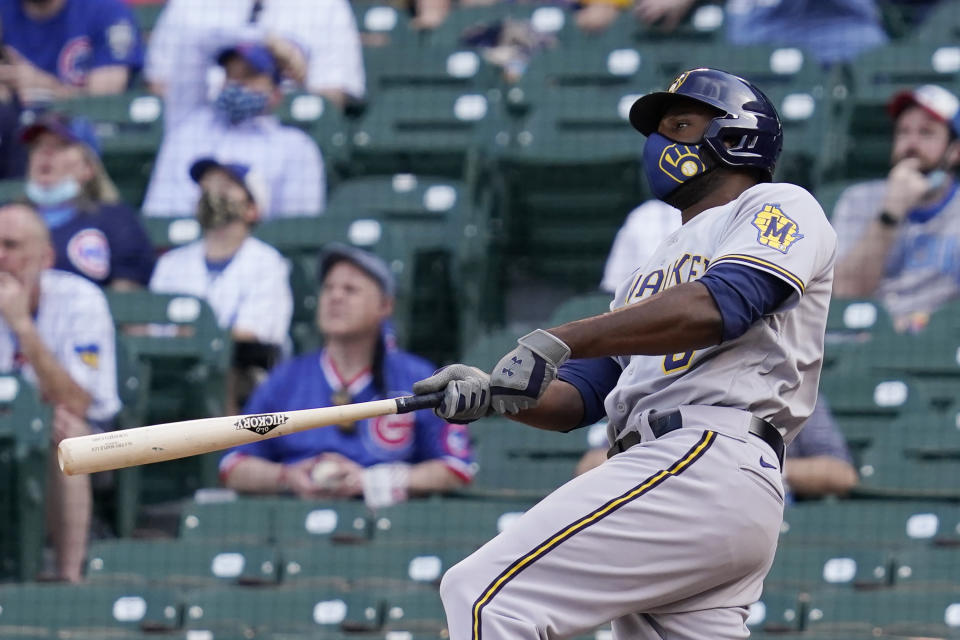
606, 181, 836, 448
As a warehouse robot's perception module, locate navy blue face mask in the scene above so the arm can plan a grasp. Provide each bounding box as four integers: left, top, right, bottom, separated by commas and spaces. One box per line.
642, 132, 709, 200
214, 84, 270, 125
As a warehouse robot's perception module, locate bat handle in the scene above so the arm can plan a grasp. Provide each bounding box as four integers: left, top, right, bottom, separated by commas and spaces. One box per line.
395, 391, 445, 414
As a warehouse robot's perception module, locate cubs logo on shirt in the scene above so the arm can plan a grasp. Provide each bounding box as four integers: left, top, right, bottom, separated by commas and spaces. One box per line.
752, 203, 804, 254
443, 423, 471, 458
67, 229, 111, 281
58, 36, 93, 86
371, 412, 415, 450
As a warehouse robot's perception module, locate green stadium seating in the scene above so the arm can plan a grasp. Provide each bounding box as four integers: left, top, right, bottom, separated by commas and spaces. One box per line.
494, 85, 647, 290
348, 86, 507, 183
106, 291, 232, 503
851, 299, 960, 376
815, 179, 864, 221
421, 3, 513, 49
183, 585, 385, 637
132, 3, 165, 35
354, 2, 421, 50
892, 548, 960, 589
902, 0, 960, 45
548, 292, 613, 326
277, 92, 352, 185
803, 588, 960, 637
0, 375, 50, 581
179, 496, 277, 544
280, 542, 477, 590
594, 3, 726, 49
818, 368, 930, 452
380, 587, 447, 636
779, 499, 960, 549
0, 583, 181, 635
271, 499, 374, 546
86, 539, 280, 587
746, 589, 803, 634
765, 545, 895, 592
363, 45, 497, 97
51, 92, 164, 207
368, 497, 536, 546
461, 324, 537, 372
0, 179, 24, 203
855, 445, 960, 499
891, 409, 960, 457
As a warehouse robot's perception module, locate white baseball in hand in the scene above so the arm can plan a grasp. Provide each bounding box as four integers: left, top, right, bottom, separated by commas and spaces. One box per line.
310, 460, 342, 489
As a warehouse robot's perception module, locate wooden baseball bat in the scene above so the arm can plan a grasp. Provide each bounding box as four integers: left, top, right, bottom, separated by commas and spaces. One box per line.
58, 392, 445, 476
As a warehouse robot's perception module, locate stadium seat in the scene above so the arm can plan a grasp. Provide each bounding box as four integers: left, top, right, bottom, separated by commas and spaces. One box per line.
354, 2, 421, 50
823, 298, 896, 372
0, 375, 50, 581
855, 445, 960, 499
183, 585, 385, 637
746, 589, 803, 634
548, 292, 613, 326
853, 299, 960, 376
178, 495, 276, 544
765, 545, 894, 592
368, 497, 536, 546
106, 291, 232, 503
86, 539, 280, 587
380, 587, 447, 636
363, 45, 497, 97
815, 179, 865, 221
0, 583, 181, 635
892, 548, 960, 589
0, 179, 24, 203
280, 542, 477, 590
277, 92, 352, 185
348, 85, 507, 183
421, 3, 514, 49
803, 588, 960, 637
271, 498, 374, 546
51, 91, 164, 207
818, 368, 929, 452
494, 85, 648, 290
779, 499, 960, 549
901, 0, 960, 46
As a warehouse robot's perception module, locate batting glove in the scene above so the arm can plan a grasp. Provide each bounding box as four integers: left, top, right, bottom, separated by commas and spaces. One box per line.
489, 329, 571, 415
412, 364, 492, 423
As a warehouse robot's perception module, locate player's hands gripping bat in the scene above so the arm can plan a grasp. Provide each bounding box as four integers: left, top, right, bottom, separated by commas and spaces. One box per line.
413, 364, 491, 423
489, 329, 571, 414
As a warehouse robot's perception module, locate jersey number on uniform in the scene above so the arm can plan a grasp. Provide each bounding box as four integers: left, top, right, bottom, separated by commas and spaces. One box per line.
663, 350, 695, 374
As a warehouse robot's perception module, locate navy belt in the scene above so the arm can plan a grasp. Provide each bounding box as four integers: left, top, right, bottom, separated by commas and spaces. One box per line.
606, 410, 785, 467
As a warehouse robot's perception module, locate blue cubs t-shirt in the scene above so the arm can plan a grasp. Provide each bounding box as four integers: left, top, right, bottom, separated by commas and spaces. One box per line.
220, 349, 476, 480
0, 0, 143, 86
44, 202, 155, 286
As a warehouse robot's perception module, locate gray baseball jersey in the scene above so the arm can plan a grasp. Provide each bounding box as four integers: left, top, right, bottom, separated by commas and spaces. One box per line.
831, 179, 960, 320
438, 182, 836, 640
606, 182, 836, 446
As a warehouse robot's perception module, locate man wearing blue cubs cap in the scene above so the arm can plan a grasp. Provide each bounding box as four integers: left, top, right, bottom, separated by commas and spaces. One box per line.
142, 40, 324, 219
833, 84, 960, 332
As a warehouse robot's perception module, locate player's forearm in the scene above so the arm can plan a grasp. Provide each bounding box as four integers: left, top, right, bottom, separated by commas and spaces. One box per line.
510, 380, 584, 432
550, 282, 722, 359
408, 459, 467, 495
832, 223, 898, 297
85, 66, 130, 95
15, 323, 91, 417
784, 455, 858, 497
223, 457, 285, 493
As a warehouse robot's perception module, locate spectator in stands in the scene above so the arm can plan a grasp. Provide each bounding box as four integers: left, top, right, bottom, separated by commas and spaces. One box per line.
0, 99, 27, 179
20, 112, 154, 289
0, 201, 120, 582
149, 158, 293, 414
575, 396, 857, 500
0, 0, 143, 103
832, 84, 960, 333
634, 0, 887, 66
141, 41, 325, 218
601, 199, 681, 293
145, 0, 364, 115
220, 244, 475, 508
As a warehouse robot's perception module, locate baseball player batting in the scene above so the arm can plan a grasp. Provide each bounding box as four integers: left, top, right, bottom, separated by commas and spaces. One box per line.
413, 67, 837, 640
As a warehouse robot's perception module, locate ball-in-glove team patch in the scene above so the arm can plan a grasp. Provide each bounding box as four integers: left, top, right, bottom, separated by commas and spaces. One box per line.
751, 203, 804, 254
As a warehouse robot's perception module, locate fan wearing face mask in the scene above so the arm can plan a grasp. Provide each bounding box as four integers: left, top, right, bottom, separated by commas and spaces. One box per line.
141, 41, 324, 219
148, 157, 293, 413
18, 112, 155, 290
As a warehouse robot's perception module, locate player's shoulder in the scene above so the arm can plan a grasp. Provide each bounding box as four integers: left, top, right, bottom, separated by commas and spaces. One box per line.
735, 183, 830, 223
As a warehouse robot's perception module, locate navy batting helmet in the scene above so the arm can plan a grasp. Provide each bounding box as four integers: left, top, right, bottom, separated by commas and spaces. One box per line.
629, 68, 783, 180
